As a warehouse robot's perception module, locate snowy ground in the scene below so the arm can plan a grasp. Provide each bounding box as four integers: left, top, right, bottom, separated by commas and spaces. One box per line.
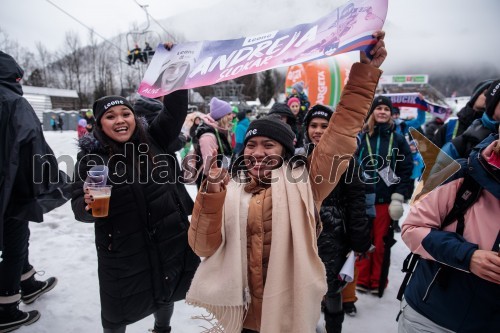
18, 130, 412, 333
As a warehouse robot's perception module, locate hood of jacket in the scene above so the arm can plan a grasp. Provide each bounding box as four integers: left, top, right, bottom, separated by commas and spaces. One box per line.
456, 104, 483, 127
0, 51, 24, 96
468, 134, 500, 199
133, 96, 163, 124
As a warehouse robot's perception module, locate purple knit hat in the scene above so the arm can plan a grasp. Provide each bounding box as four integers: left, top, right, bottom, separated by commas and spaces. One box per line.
209, 97, 233, 121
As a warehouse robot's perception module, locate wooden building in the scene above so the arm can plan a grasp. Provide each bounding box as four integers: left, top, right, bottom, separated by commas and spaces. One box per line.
22, 85, 79, 122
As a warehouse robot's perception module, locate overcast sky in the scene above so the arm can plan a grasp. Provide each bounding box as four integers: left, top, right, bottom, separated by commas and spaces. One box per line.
1, 0, 499, 73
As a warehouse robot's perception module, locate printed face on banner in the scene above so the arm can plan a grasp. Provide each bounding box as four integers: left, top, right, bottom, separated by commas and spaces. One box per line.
157, 61, 190, 92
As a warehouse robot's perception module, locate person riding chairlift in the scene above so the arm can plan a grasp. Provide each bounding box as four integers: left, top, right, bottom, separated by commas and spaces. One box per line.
127, 44, 145, 66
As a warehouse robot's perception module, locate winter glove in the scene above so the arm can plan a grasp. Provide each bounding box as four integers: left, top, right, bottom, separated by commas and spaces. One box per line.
388, 193, 404, 220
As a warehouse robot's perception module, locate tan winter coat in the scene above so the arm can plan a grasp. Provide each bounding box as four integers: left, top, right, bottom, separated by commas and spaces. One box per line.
188, 62, 381, 332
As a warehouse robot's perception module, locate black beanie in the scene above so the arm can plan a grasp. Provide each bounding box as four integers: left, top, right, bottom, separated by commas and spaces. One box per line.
485, 80, 500, 118
370, 95, 393, 113
268, 102, 295, 120
244, 116, 295, 155
92, 96, 135, 123
303, 104, 334, 128
237, 110, 247, 121
469, 79, 493, 107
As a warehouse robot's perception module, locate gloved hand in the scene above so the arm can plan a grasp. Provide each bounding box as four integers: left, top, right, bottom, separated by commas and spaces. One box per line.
388, 193, 405, 220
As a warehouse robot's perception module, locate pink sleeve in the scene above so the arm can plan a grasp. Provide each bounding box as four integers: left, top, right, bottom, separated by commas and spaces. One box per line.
199, 133, 218, 174
401, 179, 462, 259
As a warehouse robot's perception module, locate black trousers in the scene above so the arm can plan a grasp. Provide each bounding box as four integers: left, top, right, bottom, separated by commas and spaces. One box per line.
324, 292, 345, 333
0, 218, 32, 298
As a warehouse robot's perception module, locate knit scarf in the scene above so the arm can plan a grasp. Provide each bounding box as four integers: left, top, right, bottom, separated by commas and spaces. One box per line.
186, 166, 327, 333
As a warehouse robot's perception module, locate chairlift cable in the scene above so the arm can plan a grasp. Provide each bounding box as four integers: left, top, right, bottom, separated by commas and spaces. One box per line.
132, 0, 177, 42
44, 0, 126, 53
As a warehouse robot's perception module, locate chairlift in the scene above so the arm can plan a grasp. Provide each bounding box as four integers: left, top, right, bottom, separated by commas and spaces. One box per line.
125, 1, 161, 66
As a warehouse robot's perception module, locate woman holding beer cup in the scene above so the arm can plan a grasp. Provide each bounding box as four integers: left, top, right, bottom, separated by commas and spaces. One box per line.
71, 80, 200, 331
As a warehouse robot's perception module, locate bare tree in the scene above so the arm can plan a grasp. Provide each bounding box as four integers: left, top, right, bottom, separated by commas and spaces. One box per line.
34, 42, 53, 87
258, 70, 276, 106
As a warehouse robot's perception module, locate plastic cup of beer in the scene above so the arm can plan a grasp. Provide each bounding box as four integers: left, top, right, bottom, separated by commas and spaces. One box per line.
87, 185, 112, 217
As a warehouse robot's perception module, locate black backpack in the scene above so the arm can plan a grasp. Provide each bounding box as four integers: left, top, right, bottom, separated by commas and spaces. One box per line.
396, 173, 483, 301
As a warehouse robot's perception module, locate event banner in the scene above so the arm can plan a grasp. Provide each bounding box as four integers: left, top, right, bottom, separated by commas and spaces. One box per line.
384, 93, 452, 120
285, 55, 353, 107
138, 0, 388, 98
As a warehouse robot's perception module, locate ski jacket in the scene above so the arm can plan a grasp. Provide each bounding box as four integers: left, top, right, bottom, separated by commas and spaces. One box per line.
0, 52, 70, 253
358, 123, 413, 202
133, 94, 194, 214
433, 105, 483, 148
235, 117, 250, 145
71, 90, 200, 329
401, 135, 500, 333
445, 113, 499, 159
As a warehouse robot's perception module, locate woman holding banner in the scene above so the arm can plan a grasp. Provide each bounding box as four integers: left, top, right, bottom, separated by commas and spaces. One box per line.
186, 31, 386, 333
71, 84, 200, 332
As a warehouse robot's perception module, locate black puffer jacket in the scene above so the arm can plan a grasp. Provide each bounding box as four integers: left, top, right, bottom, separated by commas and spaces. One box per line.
318, 158, 370, 295
133, 95, 194, 214
433, 80, 493, 148
71, 91, 199, 329
450, 116, 498, 159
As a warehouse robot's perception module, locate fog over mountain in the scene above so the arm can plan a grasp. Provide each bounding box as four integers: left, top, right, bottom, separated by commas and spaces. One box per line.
158, 0, 499, 77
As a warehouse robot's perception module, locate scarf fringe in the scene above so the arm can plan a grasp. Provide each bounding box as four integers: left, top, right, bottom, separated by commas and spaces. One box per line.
187, 299, 247, 333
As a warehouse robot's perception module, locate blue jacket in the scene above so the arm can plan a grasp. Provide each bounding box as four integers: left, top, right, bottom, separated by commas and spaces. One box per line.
402, 134, 500, 333
235, 117, 250, 145
410, 152, 424, 180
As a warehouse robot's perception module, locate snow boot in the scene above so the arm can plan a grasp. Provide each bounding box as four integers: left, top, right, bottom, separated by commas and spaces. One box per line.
355, 284, 370, 293
0, 301, 40, 332
149, 326, 171, 333
343, 302, 357, 317
20, 274, 58, 305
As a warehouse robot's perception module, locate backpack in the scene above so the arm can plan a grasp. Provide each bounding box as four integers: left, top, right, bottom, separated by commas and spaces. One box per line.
396, 173, 483, 301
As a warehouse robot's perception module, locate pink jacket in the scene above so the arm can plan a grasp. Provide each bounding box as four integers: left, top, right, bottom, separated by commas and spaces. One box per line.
402, 178, 500, 260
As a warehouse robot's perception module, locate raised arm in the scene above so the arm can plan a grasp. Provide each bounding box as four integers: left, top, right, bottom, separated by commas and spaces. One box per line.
148, 89, 188, 149
309, 31, 386, 203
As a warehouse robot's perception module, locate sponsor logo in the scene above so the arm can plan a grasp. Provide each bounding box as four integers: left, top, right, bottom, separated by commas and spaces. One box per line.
245, 128, 257, 139
490, 82, 500, 97
104, 100, 125, 110
311, 111, 329, 118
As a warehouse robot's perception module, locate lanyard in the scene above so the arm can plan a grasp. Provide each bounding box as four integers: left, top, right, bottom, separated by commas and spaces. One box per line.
365, 132, 394, 166
452, 120, 459, 140
214, 128, 226, 155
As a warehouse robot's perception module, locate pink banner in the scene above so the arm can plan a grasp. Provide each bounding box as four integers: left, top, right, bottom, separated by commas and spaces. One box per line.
139, 0, 388, 98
